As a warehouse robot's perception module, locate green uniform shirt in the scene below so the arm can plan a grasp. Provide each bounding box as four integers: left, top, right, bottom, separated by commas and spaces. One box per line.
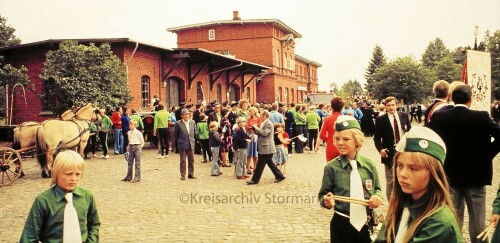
154, 110, 170, 130
493, 183, 500, 215
318, 154, 383, 215
295, 112, 306, 125
197, 121, 209, 140
129, 113, 144, 130
305, 111, 320, 129
20, 185, 100, 243
374, 203, 463, 242
491, 183, 500, 242
100, 115, 112, 132
237, 109, 249, 119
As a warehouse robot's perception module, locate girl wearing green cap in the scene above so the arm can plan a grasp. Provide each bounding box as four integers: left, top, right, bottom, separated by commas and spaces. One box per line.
374, 127, 462, 242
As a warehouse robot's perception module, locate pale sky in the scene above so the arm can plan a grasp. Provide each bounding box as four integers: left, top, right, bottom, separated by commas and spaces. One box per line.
1, 0, 499, 91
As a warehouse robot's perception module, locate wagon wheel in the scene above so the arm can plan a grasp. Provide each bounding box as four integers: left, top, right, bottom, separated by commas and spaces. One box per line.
0, 147, 22, 187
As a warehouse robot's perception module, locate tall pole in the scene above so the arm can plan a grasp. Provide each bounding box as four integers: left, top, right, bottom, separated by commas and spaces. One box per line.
474, 25, 479, 50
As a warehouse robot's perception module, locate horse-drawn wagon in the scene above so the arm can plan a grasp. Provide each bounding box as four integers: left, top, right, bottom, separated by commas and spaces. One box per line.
0, 124, 25, 187
0, 104, 97, 187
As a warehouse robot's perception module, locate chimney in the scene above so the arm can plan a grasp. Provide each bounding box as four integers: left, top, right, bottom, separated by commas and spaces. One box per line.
233, 11, 241, 20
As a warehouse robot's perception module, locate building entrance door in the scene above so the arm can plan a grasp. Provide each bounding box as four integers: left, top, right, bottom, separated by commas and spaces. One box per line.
167, 77, 179, 109
228, 84, 240, 102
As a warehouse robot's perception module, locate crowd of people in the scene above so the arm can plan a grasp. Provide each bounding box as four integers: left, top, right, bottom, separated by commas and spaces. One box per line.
19, 82, 500, 242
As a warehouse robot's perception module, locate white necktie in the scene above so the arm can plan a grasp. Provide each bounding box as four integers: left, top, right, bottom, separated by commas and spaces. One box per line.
349, 160, 367, 231
394, 207, 410, 243
63, 192, 81, 243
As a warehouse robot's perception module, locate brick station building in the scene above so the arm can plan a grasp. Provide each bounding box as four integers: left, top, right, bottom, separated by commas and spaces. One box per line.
0, 38, 268, 124
167, 11, 321, 104
1, 11, 321, 124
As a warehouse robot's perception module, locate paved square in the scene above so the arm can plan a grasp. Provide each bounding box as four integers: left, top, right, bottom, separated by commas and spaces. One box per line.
1, 138, 498, 242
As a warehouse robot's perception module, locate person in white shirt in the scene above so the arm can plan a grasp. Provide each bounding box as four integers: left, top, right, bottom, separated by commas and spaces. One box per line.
122, 120, 145, 183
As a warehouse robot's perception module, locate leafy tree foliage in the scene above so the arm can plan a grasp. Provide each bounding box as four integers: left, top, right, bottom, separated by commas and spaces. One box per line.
422, 38, 450, 68
337, 79, 364, 99
364, 45, 387, 94
432, 55, 462, 82
0, 15, 28, 115
485, 30, 500, 99
372, 56, 433, 103
40, 40, 131, 115
329, 82, 339, 94
449, 46, 468, 65
0, 15, 21, 48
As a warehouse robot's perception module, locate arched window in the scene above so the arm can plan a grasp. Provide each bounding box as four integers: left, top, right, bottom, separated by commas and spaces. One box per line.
141, 75, 150, 108
277, 87, 282, 102
291, 88, 295, 103
196, 81, 203, 103
246, 87, 251, 101
217, 83, 222, 103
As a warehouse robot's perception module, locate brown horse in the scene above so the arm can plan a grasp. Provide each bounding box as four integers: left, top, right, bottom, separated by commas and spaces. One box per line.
35, 104, 96, 177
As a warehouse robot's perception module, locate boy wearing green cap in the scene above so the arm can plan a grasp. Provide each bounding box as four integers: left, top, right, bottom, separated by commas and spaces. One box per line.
318, 115, 383, 242
374, 127, 462, 242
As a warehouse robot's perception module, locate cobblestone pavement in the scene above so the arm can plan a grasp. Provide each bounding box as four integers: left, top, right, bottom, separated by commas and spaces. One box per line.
1, 132, 499, 242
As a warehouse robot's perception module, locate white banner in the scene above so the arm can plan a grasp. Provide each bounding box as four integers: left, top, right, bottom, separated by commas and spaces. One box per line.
467, 50, 491, 113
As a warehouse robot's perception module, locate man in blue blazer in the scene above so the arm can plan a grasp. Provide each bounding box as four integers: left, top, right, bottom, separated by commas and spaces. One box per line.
174, 108, 198, 180
427, 85, 500, 243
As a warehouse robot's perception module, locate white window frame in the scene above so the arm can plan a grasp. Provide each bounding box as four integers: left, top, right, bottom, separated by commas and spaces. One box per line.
208, 29, 215, 40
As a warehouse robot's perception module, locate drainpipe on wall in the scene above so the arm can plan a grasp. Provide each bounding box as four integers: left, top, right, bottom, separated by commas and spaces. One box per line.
125, 41, 139, 86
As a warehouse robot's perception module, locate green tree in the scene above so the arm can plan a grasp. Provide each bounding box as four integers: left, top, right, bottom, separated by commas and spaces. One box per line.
40, 40, 131, 114
0, 15, 21, 48
0, 15, 28, 118
422, 38, 450, 68
432, 55, 462, 81
449, 46, 469, 65
364, 44, 387, 95
329, 82, 339, 94
485, 30, 500, 99
338, 79, 364, 99
372, 56, 434, 103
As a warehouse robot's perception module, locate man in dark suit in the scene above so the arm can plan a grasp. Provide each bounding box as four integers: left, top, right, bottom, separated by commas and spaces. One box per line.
208, 103, 222, 125
174, 108, 198, 180
246, 110, 286, 185
227, 101, 239, 127
424, 80, 449, 124
227, 101, 239, 163
192, 103, 203, 155
373, 96, 411, 200
426, 85, 500, 243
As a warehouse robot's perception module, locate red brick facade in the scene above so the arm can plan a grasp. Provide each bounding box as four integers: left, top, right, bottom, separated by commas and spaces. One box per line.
1, 39, 266, 124
168, 12, 321, 104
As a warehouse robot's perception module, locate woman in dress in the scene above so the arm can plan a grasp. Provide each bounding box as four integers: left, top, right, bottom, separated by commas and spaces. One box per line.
245, 107, 261, 174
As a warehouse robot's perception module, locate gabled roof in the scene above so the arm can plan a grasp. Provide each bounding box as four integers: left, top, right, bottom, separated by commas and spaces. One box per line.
0, 38, 173, 52
0, 38, 269, 73
167, 19, 302, 38
295, 54, 322, 67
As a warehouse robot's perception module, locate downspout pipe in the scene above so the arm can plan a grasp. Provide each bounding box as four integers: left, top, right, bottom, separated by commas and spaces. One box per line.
125, 41, 139, 86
